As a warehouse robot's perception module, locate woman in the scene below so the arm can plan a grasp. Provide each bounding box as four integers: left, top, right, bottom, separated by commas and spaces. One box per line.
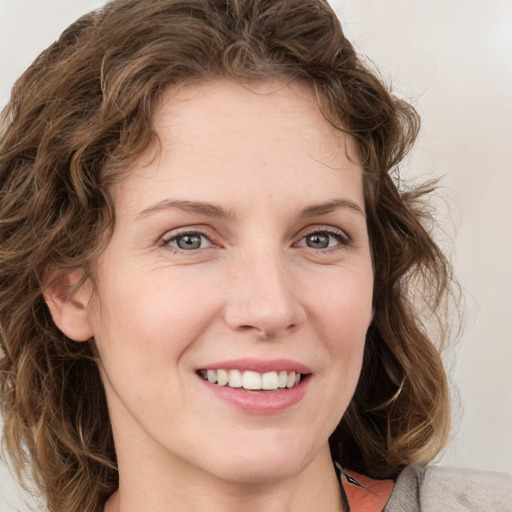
0, 1, 510, 511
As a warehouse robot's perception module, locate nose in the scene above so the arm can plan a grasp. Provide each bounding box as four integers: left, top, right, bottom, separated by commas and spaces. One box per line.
223, 249, 306, 339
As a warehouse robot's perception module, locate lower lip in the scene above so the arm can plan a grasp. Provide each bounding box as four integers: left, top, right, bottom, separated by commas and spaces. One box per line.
198, 375, 310, 415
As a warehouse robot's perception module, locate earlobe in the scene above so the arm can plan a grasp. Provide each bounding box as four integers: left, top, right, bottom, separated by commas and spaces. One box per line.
44, 270, 94, 342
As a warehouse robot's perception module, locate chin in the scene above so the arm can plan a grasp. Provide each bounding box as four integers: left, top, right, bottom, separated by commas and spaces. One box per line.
193, 433, 322, 485
208, 458, 305, 485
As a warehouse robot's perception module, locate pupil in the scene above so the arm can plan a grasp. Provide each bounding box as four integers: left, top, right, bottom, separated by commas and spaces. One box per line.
177, 235, 202, 250
307, 233, 329, 249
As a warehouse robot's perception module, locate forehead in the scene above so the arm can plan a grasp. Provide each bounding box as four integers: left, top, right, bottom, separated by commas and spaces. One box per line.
153, 79, 352, 158
113, 79, 364, 214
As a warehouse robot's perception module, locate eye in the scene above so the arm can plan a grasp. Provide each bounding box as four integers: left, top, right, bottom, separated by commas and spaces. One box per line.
296, 229, 348, 250
163, 231, 212, 251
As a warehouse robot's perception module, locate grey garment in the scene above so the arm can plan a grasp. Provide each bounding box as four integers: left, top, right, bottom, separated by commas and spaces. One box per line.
383, 465, 512, 512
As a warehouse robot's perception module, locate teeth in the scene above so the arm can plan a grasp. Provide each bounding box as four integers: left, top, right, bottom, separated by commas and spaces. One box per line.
228, 369, 243, 388
200, 369, 303, 391
217, 369, 229, 386
278, 370, 288, 388
242, 371, 261, 390
261, 371, 279, 390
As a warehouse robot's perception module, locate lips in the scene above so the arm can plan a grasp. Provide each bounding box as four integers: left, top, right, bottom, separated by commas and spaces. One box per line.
195, 359, 312, 413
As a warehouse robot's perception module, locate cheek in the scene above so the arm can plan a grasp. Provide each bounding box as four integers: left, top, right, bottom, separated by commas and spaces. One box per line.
88, 268, 219, 380
313, 272, 373, 335
309, 271, 373, 380
300, 275, 372, 442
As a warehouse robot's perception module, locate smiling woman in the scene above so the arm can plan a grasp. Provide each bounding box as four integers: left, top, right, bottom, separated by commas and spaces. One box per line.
0, 1, 510, 512
62, 82, 375, 502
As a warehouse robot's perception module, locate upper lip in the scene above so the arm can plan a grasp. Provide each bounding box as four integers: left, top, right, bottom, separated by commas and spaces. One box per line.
198, 358, 312, 374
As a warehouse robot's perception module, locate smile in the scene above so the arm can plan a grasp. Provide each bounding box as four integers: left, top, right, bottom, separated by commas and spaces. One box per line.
197, 369, 302, 391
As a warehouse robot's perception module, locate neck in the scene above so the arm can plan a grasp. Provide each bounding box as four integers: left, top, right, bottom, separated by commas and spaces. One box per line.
104, 443, 343, 512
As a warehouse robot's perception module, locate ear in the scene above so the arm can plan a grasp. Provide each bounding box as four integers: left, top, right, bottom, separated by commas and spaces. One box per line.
44, 269, 94, 342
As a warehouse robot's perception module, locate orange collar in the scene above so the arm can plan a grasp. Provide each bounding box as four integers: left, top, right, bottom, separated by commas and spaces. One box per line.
337, 466, 394, 512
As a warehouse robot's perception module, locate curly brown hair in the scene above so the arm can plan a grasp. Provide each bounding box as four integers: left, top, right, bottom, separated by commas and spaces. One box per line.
0, 1, 457, 511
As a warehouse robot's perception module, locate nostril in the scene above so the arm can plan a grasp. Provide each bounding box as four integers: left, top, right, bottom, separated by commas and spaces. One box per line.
224, 289, 306, 337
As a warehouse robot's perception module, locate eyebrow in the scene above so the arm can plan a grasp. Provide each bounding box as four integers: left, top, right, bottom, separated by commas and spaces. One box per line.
299, 199, 366, 218
136, 197, 365, 220
136, 199, 233, 220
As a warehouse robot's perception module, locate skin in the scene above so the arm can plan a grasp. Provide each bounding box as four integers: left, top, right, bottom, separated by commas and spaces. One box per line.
47, 80, 389, 511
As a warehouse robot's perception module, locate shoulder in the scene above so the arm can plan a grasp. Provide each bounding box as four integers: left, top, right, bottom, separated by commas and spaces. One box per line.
384, 465, 512, 512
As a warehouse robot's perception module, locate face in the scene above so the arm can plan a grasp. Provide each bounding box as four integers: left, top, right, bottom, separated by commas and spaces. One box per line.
80, 80, 373, 485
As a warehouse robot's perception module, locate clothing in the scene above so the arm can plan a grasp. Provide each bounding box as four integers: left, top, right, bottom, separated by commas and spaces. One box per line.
383, 465, 512, 512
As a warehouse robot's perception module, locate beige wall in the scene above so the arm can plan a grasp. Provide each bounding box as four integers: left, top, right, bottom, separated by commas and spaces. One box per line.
334, 0, 512, 473
1, 0, 511, 509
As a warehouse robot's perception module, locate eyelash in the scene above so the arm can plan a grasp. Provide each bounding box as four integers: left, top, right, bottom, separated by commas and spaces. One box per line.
160, 229, 214, 253
159, 226, 350, 253
295, 227, 350, 252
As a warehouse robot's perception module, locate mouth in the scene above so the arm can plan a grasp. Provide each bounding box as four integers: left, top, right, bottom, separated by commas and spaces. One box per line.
196, 369, 305, 391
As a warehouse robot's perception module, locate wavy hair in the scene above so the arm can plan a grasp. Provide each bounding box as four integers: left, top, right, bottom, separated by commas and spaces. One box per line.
0, 0, 457, 510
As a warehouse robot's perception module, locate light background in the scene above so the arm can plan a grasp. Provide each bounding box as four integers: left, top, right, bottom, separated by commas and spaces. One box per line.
1, 0, 511, 510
